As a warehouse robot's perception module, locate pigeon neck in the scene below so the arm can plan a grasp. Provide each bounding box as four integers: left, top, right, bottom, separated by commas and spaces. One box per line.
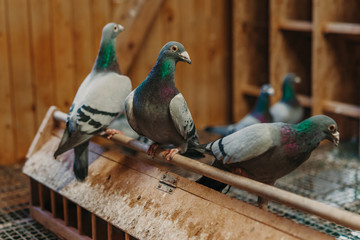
93, 38, 121, 74
150, 57, 176, 81
295, 120, 323, 147
252, 93, 272, 122
282, 83, 299, 106
254, 92, 270, 114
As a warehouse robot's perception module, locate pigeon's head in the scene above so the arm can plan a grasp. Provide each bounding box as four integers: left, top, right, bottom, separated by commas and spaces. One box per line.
283, 73, 301, 88
301, 115, 340, 146
102, 23, 124, 39
260, 84, 274, 96
159, 41, 191, 64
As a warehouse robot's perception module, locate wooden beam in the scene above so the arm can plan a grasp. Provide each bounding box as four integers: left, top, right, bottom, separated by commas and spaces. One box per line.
323, 100, 360, 119
279, 19, 313, 33
30, 206, 91, 240
323, 22, 360, 36
118, 0, 165, 74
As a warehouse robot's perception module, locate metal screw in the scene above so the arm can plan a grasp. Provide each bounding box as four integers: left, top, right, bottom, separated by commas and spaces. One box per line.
168, 189, 173, 193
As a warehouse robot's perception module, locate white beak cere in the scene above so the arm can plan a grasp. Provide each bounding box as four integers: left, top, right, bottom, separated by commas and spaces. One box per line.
332, 131, 340, 146
179, 51, 191, 64
267, 87, 275, 96
118, 24, 125, 32
295, 76, 301, 83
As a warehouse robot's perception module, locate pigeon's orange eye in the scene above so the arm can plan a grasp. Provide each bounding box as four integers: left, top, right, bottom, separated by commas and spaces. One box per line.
328, 124, 336, 132
170, 45, 178, 52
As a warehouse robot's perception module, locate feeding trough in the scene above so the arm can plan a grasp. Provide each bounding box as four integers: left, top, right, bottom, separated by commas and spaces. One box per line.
23, 106, 359, 240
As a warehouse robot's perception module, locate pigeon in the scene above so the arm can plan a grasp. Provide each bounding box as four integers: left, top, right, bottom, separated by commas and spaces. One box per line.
196, 115, 340, 208
54, 23, 132, 181
125, 41, 203, 160
205, 84, 274, 136
270, 73, 304, 123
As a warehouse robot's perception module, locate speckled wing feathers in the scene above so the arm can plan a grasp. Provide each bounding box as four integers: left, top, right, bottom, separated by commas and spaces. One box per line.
169, 93, 198, 141
208, 123, 279, 165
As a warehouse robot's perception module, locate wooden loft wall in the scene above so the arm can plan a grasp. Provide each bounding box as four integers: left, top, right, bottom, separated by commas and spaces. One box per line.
234, 0, 359, 141
0, 0, 231, 165
1, 0, 359, 165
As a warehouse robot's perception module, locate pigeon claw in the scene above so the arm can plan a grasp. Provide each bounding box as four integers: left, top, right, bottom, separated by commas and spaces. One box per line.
105, 128, 124, 139
163, 148, 179, 161
147, 143, 159, 158
232, 167, 248, 178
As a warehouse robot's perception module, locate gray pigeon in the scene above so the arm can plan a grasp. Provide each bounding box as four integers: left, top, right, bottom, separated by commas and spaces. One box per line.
270, 73, 304, 123
196, 115, 340, 208
54, 23, 132, 181
125, 41, 203, 160
205, 84, 274, 136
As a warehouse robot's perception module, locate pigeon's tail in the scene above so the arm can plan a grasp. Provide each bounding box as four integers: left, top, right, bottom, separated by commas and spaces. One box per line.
73, 141, 90, 181
182, 140, 208, 159
204, 125, 229, 136
54, 129, 93, 158
195, 160, 229, 192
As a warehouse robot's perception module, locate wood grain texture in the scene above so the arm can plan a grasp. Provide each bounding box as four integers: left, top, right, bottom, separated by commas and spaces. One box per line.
51, 0, 76, 111
270, 0, 312, 105
7, 0, 36, 162
232, 0, 269, 121
313, 0, 360, 138
29, 0, 55, 127
0, 0, 15, 165
72, 0, 94, 90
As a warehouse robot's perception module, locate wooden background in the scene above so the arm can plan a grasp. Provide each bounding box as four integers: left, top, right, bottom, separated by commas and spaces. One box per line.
1, 0, 359, 165
0, 0, 231, 164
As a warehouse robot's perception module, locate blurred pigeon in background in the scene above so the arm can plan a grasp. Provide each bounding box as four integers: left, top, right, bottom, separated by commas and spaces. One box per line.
125, 41, 203, 160
205, 84, 274, 136
54, 23, 132, 181
270, 73, 304, 124
196, 115, 340, 209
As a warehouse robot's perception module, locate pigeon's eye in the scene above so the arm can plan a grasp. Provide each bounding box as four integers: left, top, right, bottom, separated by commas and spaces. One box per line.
170, 45, 178, 52
328, 124, 336, 132
113, 25, 118, 32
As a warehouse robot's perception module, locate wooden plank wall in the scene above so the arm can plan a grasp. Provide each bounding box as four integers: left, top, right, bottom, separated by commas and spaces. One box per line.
2, 0, 360, 165
0, 0, 231, 165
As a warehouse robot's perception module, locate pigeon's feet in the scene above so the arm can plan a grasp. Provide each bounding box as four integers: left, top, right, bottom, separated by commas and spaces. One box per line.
162, 148, 179, 161
232, 167, 248, 178
147, 143, 159, 158
105, 128, 124, 139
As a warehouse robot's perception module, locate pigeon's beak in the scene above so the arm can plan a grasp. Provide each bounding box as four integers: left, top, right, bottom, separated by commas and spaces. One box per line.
294, 76, 301, 83
179, 51, 191, 64
118, 24, 125, 32
267, 87, 275, 96
332, 131, 340, 146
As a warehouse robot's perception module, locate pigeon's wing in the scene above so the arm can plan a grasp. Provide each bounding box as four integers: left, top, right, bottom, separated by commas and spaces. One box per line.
125, 90, 143, 136
169, 93, 198, 141
74, 73, 131, 134
207, 123, 279, 165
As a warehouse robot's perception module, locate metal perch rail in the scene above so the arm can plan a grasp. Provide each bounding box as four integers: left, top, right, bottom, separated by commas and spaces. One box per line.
53, 110, 360, 231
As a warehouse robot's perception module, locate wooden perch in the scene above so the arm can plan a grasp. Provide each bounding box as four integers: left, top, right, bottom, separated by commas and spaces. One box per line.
51, 109, 360, 231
